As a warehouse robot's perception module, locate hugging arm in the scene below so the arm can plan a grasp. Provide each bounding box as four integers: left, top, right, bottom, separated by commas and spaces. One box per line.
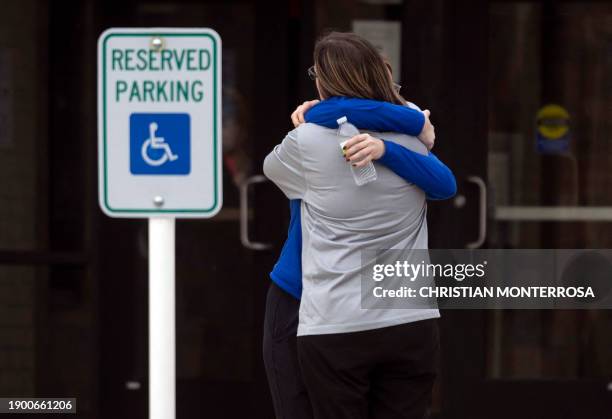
305, 97, 426, 137
379, 141, 456, 200
304, 97, 455, 200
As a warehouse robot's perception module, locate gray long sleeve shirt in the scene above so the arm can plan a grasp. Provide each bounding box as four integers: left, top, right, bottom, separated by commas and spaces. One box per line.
264, 122, 439, 336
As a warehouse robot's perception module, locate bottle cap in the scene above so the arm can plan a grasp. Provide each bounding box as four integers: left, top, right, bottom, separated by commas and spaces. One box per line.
336, 116, 348, 125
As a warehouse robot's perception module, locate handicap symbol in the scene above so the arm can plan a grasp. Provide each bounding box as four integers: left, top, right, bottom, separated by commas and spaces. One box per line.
130, 113, 190, 175
141, 122, 179, 167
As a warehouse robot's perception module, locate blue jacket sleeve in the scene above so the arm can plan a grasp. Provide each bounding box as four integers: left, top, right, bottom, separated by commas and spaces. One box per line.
304, 96, 456, 200
379, 140, 457, 200
304, 96, 425, 136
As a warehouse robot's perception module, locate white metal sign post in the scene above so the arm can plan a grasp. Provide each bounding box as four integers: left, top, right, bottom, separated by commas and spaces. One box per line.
148, 216, 175, 419
97, 28, 222, 419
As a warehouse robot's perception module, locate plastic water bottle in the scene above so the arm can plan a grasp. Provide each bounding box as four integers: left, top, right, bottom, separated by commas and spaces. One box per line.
337, 116, 377, 186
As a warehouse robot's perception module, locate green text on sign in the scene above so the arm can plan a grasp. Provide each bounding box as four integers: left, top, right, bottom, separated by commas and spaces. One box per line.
111, 48, 212, 103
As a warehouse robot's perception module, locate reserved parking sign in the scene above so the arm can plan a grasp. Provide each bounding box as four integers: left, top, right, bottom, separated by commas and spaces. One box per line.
97, 28, 222, 218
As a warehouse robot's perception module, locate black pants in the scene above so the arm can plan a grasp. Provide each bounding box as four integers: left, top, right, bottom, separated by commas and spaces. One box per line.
263, 282, 313, 419
297, 319, 439, 419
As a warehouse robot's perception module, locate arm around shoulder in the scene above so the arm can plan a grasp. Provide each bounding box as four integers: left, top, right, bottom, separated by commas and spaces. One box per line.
378, 140, 457, 200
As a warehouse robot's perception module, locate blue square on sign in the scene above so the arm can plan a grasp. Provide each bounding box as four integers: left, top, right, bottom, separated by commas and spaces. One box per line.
130, 113, 191, 175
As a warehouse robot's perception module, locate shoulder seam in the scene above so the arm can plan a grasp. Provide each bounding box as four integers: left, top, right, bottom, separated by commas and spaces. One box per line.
294, 126, 311, 202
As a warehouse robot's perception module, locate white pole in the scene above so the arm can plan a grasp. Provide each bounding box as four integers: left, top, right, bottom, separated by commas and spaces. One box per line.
148, 217, 176, 419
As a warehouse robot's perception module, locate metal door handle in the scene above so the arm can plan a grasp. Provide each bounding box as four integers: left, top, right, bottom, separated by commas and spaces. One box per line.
240, 175, 272, 250
465, 175, 487, 249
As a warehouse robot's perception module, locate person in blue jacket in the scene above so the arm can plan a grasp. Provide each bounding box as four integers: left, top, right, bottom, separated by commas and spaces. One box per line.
262, 96, 456, 419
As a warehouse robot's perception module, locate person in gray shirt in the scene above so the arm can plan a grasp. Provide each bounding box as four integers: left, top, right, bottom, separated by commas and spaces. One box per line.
264, 32, 442, 419
264, 121, 439, 336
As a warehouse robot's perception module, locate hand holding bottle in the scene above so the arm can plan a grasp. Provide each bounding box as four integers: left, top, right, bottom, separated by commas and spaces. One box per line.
337, 117, 377, 186
342, 133, 386, 167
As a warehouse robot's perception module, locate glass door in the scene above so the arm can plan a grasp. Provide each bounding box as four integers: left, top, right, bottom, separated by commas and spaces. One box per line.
465, 2, 612, 418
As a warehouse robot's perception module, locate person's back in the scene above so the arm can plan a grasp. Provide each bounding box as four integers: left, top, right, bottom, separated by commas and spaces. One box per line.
280, 122, 439, 336
265, 30, 443, 419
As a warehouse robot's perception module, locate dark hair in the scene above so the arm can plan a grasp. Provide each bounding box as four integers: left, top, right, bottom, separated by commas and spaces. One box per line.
313, 31, 404, 105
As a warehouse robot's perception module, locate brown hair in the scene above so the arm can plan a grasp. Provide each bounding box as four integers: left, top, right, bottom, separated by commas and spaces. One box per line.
313, 32, 404, 105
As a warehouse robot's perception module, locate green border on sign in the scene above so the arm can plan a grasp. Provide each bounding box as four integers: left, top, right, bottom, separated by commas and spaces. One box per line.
102, 32, 219, 214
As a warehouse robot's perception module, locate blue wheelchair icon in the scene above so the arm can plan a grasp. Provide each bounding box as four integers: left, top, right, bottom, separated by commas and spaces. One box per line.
130, 113, 191, 175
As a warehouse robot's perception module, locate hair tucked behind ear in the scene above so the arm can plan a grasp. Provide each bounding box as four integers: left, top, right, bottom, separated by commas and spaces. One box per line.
314, 31, 405, 105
